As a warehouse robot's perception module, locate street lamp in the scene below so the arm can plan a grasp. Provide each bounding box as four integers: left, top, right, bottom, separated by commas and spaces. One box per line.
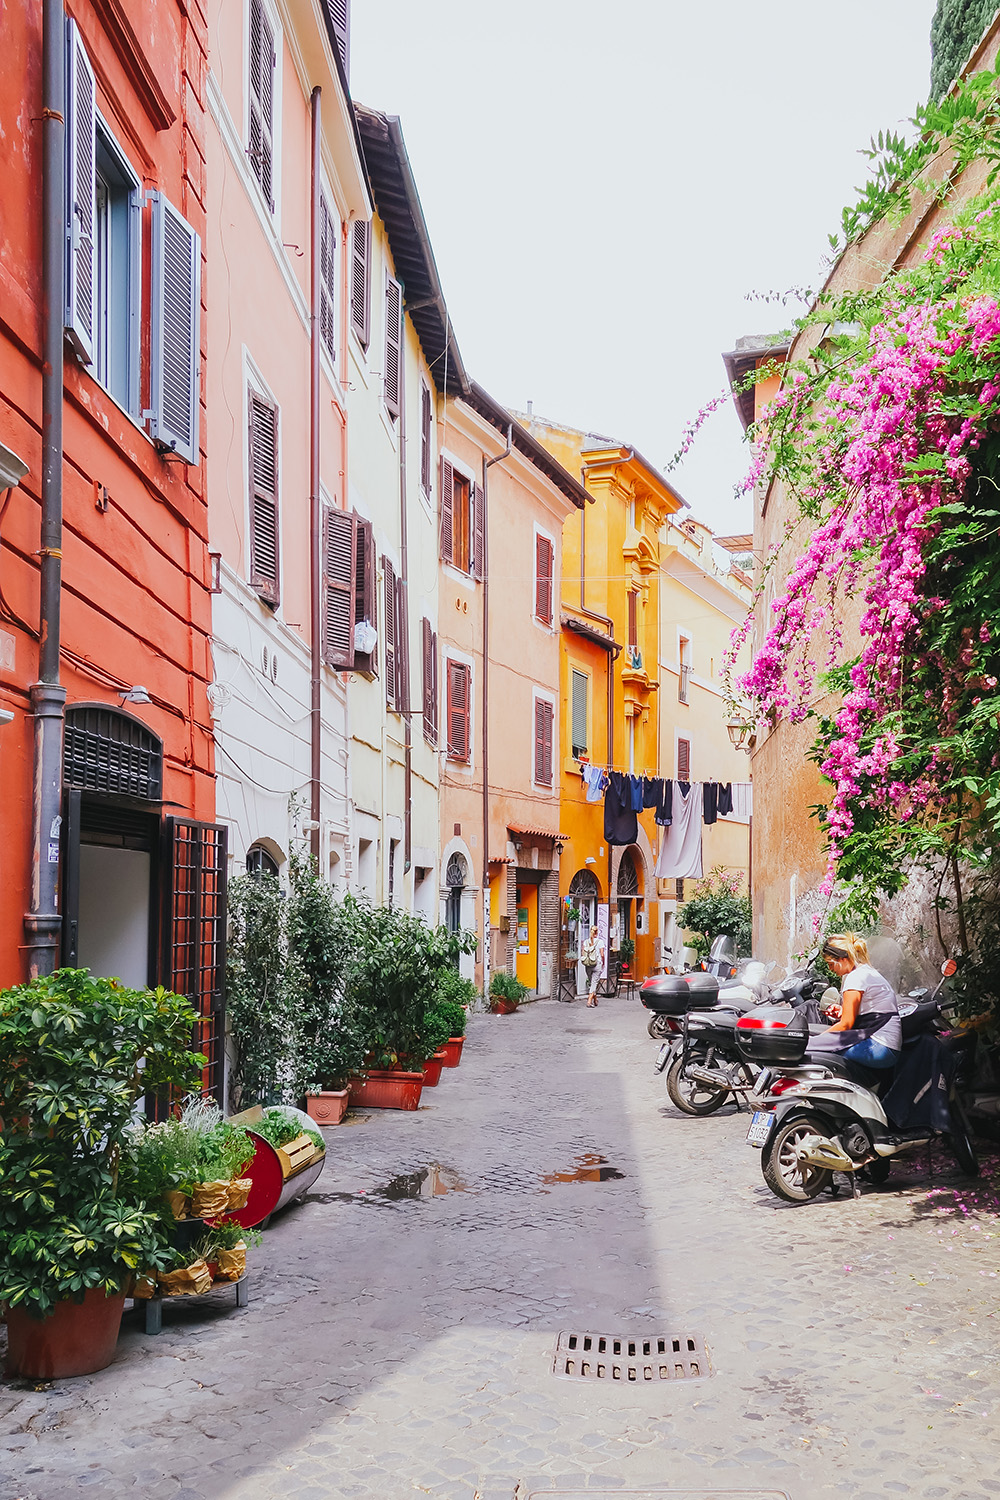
726, 716, 756, 754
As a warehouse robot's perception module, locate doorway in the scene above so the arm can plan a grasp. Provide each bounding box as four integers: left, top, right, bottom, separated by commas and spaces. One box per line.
64, 797, 159, 987
515, 882, 538, 991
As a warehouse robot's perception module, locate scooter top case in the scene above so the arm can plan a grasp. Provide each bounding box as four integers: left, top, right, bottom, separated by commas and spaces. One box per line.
640, 972, 720, 1015
735, 1003, 810, 1064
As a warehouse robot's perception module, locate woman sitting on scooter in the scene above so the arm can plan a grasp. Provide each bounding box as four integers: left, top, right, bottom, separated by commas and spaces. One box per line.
816, 932, 902, 1068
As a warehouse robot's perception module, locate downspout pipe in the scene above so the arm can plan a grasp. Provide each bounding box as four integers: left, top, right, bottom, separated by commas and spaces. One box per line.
399, 305, 411, 882
482, 422, 511, 980
309, 87, 322, 865
26, 0, 68, 977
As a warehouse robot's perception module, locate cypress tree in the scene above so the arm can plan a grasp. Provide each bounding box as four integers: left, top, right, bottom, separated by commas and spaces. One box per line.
930, 0, 999, 99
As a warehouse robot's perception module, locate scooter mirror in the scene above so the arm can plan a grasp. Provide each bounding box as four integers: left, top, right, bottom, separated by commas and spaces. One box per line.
942, 958, 958, 977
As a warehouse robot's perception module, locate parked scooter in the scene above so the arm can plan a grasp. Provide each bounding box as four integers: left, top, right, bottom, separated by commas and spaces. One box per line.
640, 937, 763, 1040
740, 962, 978, 1202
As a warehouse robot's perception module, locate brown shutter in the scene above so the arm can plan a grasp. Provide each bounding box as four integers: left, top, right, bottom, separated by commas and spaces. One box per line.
447, 660, 470, 760
431, 629, 439, 744
628, 590, 638, 648
322, 508, 356, 667
422, 618, 437, 745
677, 737, 690, 782
249, 392, 279, 605
472, 481, 485, 580
353, 517, 376, 674
384, 274, 402, 417
535, 534, 553, 624
534, 699, 553, 786
439, 457, 454, 564
350, 218, 370, 347
420, 384, 432, 493
383, 557, 396, 708
248, 0, 275, 210
394, 573, 409, 711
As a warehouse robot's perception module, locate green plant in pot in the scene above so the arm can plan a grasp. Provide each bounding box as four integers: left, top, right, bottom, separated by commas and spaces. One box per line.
618, 937, 635, 972
0, 969, 205, 1378
488, 971, 527, 1013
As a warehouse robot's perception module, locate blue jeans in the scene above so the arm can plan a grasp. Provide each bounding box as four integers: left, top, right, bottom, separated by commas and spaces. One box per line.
842, 1037, 898, 1068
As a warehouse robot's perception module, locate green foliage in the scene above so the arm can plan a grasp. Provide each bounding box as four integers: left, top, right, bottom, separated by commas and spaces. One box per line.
191, 1217, 260, 1260
489, 971, 528, 1006
0, 971, 205, 1316
930, 0, 998, 101
678, 869, 752, 956
226, 871, 293, 1106
432, 967, 476, 1022
251, 1107, 324, 1154
618, 937, 635, 964
287, 856, 369, 1093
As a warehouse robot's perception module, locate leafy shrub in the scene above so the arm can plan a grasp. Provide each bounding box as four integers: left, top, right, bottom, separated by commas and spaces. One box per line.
489, 971, 528, 1006
678, 868, 752, 956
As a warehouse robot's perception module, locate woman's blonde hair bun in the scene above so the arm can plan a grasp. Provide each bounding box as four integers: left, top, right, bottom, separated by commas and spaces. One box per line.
824, 931, 869, 968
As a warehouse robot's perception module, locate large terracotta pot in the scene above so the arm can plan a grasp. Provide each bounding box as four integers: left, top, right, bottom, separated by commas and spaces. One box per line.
348, 1070, 424, 1110
306, 1089, 350, 1125
421, 1050, 449, 1088
490, 999, 518, 1015
5, 1288, 126, 1379
439, 1036, 465, 1068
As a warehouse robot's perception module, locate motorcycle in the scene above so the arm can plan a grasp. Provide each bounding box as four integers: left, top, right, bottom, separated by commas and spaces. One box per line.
741, 961, 978, 1202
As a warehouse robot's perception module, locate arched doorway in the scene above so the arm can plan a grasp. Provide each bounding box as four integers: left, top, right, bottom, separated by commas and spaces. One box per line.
616, 848, 639, 949
446, 852, 467, 938
568, 868, 600, 936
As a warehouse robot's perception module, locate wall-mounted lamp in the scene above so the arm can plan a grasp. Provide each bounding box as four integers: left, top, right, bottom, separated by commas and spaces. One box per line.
726, 717, 756, 754
119, 685, 151, 706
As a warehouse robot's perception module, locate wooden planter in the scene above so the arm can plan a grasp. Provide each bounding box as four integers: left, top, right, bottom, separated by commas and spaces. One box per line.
348, 1070, 424, 1110
5, 1289, 126, 1379
421, 1050, 449, 1088
306, 1089, 350, 1125
439, 1036, 465, 1068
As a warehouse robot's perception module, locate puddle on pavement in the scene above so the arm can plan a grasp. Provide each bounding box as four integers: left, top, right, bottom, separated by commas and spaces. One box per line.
376, 1163, 469, 1199
541, 1152, 626, 1184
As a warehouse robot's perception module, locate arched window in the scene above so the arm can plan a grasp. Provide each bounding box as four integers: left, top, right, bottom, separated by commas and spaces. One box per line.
446, 852, 467, 936
246, 844, 280, 878
64, 703, 163, 800
569, 869, 599, 901
617, 850, 639, 897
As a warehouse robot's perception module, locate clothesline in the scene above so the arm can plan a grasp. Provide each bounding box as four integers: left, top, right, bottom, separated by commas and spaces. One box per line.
589, 770, 752, 882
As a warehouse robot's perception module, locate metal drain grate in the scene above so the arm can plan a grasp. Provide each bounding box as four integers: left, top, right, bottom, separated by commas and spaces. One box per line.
552, 1330, 709, 1381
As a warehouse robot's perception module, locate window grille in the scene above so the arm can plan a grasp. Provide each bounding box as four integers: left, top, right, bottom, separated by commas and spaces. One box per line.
63, 704, 163, 801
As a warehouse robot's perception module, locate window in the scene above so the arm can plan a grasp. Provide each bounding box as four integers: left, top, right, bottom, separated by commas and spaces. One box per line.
353, 517, 376, 674
388, 838, 398, 905
382, 559, 409, 711
350, 218, 370, 348
319, 194, 337, 361
384, 274, 402, 417
446, 660, 472, 761
534, 698, 554, 787
248, 0, 276, 210
571, 669, 588, 757
677, 736, 691, 782
440, 458, 484, 577
246, 844, 279, 878
321, 508, 355, 667
628, 590, 638, 649
383, 558, 397, 708
422, 618, 438, 746
535, 533, 553, 625
679, 636, 691, 703
248, 390, 279, 605
65, 21, 200, 460
327, 0, 349, 75
420, 383, 433, 495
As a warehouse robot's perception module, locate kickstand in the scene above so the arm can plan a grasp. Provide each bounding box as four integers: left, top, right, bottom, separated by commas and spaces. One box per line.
850, 1172, 861, 1200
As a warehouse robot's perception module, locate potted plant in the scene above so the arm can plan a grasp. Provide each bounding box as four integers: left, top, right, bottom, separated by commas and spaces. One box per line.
619, 936, 636, 975
0, 970, 204, 1379
489, 971, 527, 1015
430, 970, 475, 1067
564, 902, 581, 930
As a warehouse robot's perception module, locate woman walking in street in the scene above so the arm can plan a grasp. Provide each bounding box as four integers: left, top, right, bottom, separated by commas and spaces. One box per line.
581, 925, 606, 1006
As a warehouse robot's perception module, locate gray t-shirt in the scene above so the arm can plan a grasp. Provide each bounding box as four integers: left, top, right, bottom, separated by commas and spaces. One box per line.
843, 963, 901, 1052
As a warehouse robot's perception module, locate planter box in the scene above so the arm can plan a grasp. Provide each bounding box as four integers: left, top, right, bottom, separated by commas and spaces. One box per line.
275, 1133, 321, 1179
439, 1036, 465, 1068
5, 1288, 126, 1379
421, 1050, 449, 1088
306, 1089, 349, 1125
348, 1070, 424, 1111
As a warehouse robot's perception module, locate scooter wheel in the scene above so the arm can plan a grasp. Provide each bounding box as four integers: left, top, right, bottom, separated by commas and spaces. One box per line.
647, 1013, 673, 1039
761, 1113, 834, 1202
863, 1157, 891, 1185
665, 1050, 728, 1115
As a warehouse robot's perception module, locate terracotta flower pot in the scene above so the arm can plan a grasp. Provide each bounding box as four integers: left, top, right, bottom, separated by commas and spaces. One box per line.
305, 1089, 350, 1125
490, 998, 518, 1015
421, 1050, 449, 1088
348, 1070, 424, 1110
4, 1288, 126, 1379
439, 1036, 465, 1068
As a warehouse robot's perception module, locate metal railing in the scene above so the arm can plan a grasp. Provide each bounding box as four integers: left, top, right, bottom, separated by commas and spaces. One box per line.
678, 664, 691, 703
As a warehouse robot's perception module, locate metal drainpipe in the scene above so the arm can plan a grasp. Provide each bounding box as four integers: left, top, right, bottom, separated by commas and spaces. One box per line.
398, 308, 411, 884
482, 422, 512, 959
309, 87, 322, 865
26, 0, 68, 978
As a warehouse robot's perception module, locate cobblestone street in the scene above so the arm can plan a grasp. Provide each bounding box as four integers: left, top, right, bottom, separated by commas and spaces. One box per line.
5, 995, 1000, 1500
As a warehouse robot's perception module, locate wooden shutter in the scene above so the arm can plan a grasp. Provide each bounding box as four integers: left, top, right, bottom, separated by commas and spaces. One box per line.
384, 274, 402, 417
65, 19, 96, 364
420, 384, 432, 493
535, 534, 553, 624
149, 193, 201, 464
534, 699, 553, 787
628, 590, 638, 649
249, 393, 280, 604
383, 557, 397, 708
249, 0, 275, 210
394, 573, 409, 711
319, 195, 336, 360
447, 661, 471, 761
326, 0, 349, 74
350, 218, 370, 347
164, 819, 228, 1107
571, 669, 588, 755
322, 508, 356, 667
677, 737, 691, 782
439, 457, 454, 564
422, 618, 438, 746
472, 482, 485, 579
354, 517, 376, 674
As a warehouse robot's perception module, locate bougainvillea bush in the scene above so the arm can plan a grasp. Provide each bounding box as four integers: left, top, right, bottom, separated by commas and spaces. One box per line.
728, 163, 1000, 1004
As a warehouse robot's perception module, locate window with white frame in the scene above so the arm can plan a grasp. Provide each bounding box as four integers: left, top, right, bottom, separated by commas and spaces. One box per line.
319, 194, 337, 362
93, 122, 140, 414
248, 0, 277, 212
439, 458, 483, 578
678, 634, 692, 703
533, 695, 554, 787
570, 668, 589, 758
534, 530, 554, 625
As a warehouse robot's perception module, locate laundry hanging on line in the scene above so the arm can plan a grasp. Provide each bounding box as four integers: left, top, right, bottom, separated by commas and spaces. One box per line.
655, 781, 705, 879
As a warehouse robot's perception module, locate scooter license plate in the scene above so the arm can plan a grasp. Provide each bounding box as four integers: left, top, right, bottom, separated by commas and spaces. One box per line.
654, 1041, 672, 1073
746, 1110, 775, 1148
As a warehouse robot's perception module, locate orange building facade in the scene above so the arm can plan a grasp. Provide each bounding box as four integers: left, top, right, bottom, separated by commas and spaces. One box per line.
0, 1, 223, 1087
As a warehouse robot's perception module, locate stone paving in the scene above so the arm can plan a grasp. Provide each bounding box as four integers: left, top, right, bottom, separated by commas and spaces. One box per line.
5, 996, 1000, 1500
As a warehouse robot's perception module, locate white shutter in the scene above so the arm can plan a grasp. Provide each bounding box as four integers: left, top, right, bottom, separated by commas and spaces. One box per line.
65, 19, 96, 365
149, 193, 201, 465
384, 274, 402, 417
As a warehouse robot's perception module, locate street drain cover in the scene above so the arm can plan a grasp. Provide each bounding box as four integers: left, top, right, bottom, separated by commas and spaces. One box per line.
552, 1330, 709, 1381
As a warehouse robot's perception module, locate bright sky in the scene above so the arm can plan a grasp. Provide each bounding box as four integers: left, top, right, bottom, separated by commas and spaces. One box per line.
351, 0, 938, 534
